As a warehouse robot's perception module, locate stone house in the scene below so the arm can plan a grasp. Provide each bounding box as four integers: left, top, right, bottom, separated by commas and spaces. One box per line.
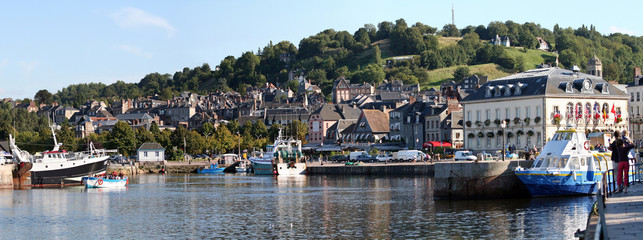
137, 143, 165, 162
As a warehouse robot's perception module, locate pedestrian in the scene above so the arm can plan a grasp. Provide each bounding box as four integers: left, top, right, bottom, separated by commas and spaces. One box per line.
608, 131, 620, 171
615, 138, 634, 193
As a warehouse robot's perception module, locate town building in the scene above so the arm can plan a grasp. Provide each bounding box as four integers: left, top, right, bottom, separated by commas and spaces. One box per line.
137, 143, 165, 162
627, 67, 643, 142
307, 104, 361, 144
461, 66, 629, 153
342, 109, 389, 149
332, 77, 374, 104
491, 35, 511, 47
536, 37, 550, 51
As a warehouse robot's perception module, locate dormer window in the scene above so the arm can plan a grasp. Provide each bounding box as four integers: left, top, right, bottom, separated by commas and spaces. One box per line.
504, 84, 514, 96
602, 84, 609, 94
516, 82, 526, 95
495, 86, 503, 96
566, 82, 573, 93
485, 86, 493, 97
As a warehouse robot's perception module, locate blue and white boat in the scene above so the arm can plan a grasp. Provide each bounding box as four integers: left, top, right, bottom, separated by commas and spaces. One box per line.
515, 125, 612, 197
198, 164, 225, 174
85, 176, 128, 188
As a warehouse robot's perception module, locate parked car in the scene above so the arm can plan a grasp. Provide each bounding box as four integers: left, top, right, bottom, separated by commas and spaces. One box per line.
349, 151, 369, 161
356, 154, 376, 162
330, 155, 348, 162
376, 154, 392, 162
454, 150, 477, 161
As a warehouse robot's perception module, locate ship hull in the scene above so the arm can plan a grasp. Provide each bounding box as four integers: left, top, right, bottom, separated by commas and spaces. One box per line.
253, 162, 275, 175
30, 157, 108, 186
276, 163, 306, 176
515, 170, 602, 197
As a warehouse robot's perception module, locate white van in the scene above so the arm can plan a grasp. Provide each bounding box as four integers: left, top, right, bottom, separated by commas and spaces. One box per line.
349, 151, 368, 161
454, 151, 477, 161
393, 150, 425, 161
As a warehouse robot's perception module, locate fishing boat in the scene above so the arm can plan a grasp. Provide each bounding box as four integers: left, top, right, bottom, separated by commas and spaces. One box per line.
249, 129, 305, 176
515, 125, 612, 197
198, 163, 225, 174
84, 176, 128, 188
9, 124, 111, 186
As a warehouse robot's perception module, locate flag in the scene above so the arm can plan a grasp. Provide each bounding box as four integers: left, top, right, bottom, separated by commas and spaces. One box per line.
611, 104, 616, 114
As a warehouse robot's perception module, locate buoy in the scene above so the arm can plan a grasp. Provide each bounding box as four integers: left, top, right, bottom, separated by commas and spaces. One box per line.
97, 179, 103, 185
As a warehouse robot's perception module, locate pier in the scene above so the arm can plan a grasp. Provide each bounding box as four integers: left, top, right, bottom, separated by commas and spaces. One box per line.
306, 161, 433, 175
602, 183, 643, 239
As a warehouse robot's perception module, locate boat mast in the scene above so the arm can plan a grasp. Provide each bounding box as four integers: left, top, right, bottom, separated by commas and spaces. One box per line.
49, 114, 62, 152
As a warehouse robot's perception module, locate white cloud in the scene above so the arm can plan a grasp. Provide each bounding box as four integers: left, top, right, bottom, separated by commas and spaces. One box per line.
114, 45, 153, 58
18, 60, 37, 76
111, 7, 175, 36
609, 26, 635, 35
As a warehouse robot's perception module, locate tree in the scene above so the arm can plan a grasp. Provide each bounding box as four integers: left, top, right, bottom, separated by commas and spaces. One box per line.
108, 121, 137, 156
453, 66, 470, 81
136, 127, 155, 145
34, 89, 53, 105
352, 64, 385, 85
441, 24, 460, 37
286, 120, 308, 144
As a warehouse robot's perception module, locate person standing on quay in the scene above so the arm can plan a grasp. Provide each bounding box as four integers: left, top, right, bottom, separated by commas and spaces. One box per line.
608, 131, 620, 171
615, 138, 634, 193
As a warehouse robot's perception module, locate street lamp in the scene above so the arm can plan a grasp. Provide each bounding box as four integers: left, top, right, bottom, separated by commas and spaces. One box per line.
501, 120, 507, 161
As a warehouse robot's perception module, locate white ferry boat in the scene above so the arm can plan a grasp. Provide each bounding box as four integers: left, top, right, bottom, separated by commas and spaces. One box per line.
515, 125, 612, 197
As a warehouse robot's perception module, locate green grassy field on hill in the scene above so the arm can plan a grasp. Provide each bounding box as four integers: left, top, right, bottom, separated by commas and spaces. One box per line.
504, 47, 557, 69
424, 63, 512, 90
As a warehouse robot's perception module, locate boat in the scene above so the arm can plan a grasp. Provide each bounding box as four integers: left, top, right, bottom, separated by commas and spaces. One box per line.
8, 124, 111, 186
249, 129, 306, 176
514, 125, 612, 197
198, 163, 225, 174
84, 176, 128, 188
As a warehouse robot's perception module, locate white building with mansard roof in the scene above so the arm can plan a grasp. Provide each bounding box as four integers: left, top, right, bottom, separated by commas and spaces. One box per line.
460, 67, 629, 152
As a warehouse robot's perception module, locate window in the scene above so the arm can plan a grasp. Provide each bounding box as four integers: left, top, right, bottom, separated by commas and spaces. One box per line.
476, 110, 480, 121
506, 108, 510, 119
495, 109, 500, 119
516, 107, 521, 118
467, 111, 471, 122
156, 152, 160, 157
486, 110, 490, 120
638, 92, 640, 101
537, 132, 542, 145
632, 93, 635, 102
517, 135, 521, 145
526, 107, 530, 118
144, 152, 148, 157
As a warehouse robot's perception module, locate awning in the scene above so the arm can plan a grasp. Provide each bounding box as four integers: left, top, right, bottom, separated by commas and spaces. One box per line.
422, 141, 452, 148
373, 144, 405, 151
315, 144, 345, 152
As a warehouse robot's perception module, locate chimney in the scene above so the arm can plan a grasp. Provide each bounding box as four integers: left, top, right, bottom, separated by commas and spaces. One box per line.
635, 67, 641, 85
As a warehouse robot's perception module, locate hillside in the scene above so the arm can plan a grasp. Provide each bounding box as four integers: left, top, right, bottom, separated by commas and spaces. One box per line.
46, 20, 643, 107
425, 63, 512, 89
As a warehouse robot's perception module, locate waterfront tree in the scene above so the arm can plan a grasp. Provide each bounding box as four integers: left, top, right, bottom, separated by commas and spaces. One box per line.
108, 121, 137, 156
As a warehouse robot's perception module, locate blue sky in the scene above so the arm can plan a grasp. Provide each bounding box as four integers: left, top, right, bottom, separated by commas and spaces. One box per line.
0, 0, 640, 100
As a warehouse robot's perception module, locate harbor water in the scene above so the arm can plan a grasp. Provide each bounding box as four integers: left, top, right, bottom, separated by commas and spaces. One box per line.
0, 174, 593, 239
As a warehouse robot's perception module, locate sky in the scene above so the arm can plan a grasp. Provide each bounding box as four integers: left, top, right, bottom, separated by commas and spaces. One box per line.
0, 0, 641, 100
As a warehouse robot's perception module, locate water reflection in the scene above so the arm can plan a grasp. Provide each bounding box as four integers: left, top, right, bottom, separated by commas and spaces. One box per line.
0, 174, 593, 239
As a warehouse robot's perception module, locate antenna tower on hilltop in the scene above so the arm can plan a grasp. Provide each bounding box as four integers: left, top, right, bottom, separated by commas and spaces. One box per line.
451, 3, 455, 26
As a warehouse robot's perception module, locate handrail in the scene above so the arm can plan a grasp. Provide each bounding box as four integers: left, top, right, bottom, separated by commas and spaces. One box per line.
604, 162, 642, 198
